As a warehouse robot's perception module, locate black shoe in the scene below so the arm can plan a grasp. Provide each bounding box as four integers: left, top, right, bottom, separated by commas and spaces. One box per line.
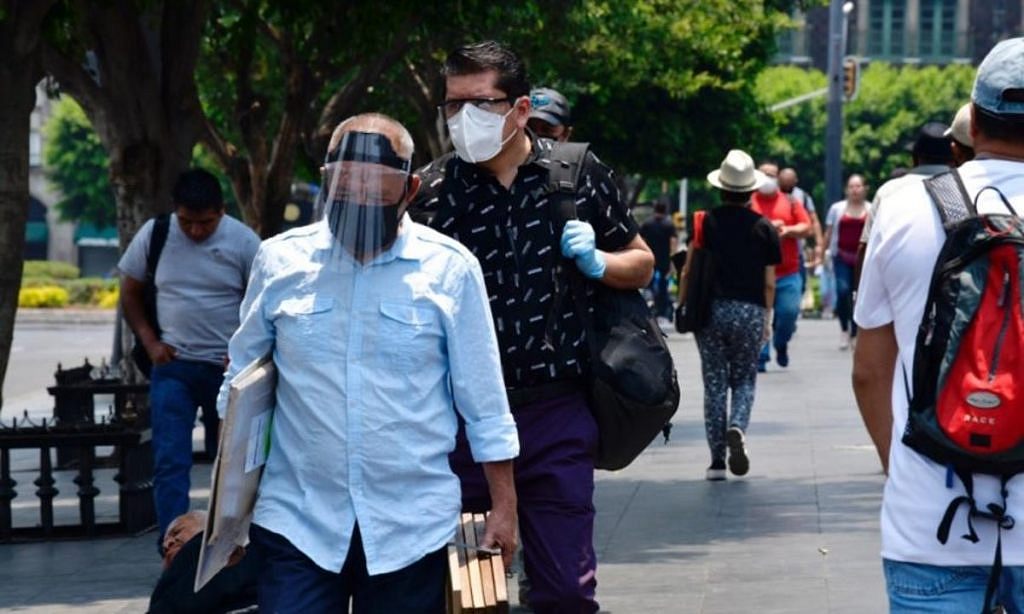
775, 345, 789, 368
726, 427, 750, 476
706, 460, 727, 481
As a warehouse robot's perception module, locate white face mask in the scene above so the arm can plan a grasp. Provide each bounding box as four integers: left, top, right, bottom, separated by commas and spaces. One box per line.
447, 103, 517, 163
758, 177, 778, 195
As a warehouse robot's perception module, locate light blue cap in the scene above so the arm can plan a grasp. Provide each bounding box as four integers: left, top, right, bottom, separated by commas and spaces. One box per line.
972, 37, 1024, 118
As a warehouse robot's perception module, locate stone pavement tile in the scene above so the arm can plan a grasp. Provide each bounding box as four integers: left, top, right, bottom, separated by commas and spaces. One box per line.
706, 548, 826, 583
703, 577, 829, 614
0, 538, 128, 579
595, 562, 705, 613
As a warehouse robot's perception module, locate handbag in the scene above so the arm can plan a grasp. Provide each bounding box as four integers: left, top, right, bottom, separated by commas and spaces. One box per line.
675, 210, 715, 333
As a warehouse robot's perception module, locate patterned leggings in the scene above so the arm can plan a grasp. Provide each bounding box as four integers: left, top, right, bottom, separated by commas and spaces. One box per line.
695, 299, 766, 464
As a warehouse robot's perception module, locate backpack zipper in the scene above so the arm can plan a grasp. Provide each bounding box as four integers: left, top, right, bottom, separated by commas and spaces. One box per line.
989, 268, 1012, 381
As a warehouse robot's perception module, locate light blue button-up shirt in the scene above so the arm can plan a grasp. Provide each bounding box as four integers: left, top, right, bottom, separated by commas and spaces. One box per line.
217, 216, 519, 574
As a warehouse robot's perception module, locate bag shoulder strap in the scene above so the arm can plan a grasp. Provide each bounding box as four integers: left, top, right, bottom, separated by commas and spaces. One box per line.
545, 141, 591, 226
541, 141, 594, 352
146, 214, 171, 281
692, 210, 708, 249
924, 169, 975, 227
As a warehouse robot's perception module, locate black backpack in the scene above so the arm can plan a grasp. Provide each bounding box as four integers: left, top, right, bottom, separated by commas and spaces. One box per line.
130, 214, 170, 378
541, 142, 680, 470
902, 170, 1024, 614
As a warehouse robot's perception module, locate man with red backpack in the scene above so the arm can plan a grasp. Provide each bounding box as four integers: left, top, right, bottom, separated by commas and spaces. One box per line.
853, 38, 1024, 612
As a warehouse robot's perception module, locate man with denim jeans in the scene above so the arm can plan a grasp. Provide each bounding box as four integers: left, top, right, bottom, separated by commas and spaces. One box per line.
751, 163, 811, 370
853, 39, 1024, 612
119, 169, 260, 544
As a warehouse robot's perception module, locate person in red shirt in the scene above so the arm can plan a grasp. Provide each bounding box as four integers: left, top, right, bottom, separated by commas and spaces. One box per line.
751, 162, 812, 370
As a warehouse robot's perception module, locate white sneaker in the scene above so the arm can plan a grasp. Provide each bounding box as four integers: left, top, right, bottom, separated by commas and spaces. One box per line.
706, 463, 727, 481
839, 332, 850, 350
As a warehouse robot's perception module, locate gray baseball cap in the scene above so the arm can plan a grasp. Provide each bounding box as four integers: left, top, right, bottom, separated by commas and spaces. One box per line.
529, 88, 572, 126
972, 37, 1024, 120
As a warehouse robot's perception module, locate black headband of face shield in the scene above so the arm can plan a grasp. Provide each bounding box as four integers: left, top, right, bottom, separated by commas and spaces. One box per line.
324, 131, 412, 172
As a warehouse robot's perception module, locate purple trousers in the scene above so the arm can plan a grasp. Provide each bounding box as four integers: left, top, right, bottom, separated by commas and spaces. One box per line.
450, 391, 599, 614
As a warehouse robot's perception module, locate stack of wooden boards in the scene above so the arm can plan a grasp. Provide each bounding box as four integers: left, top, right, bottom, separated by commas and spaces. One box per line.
447, 512, 509, 613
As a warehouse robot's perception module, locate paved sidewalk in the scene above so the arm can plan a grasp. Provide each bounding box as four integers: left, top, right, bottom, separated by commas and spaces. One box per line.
14, 308, 116, 326
0, 318, 886, 613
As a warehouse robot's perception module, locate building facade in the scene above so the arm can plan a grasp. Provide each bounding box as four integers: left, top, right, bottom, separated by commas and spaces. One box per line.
28, 85, 118, 277
777, 0, 1023, 69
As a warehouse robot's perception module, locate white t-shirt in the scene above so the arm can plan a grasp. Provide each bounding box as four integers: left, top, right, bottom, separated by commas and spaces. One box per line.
855, 158, 1024, 565
859, 164, 951, 242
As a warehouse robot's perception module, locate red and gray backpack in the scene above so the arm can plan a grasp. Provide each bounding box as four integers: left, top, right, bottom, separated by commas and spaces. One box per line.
902, 169, 1024, 613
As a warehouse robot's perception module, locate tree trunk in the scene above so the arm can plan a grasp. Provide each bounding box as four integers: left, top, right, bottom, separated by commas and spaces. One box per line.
0, 0, 54, 414
0, 67, 37, 415
42, 1, 209, 380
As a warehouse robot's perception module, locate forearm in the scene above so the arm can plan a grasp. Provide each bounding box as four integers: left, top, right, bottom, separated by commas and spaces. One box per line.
482, 460, 516, 509
599, 246, 654, 290
781, 222, 811, 239
852, 328, 897, 474
120, 281, 158, 346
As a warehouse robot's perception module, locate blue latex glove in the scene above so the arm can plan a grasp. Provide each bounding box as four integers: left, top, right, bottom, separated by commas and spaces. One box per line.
560, 220, 607, 279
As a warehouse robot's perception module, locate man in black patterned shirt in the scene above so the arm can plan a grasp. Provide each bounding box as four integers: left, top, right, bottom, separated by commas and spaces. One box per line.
411, 41, 653, 613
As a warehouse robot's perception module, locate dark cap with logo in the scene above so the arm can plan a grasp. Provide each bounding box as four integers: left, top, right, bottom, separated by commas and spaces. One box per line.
529, 88, 572, 127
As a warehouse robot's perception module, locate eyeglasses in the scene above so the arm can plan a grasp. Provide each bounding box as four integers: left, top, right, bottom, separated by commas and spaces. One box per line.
438, 97, 514, 119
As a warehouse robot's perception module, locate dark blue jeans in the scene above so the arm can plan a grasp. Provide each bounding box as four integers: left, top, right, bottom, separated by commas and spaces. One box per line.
150, 359, 224, 540
834, 258, 857, 336
649, 269, 673, 320
760, 272, 802, 363
249, 523, 446, 613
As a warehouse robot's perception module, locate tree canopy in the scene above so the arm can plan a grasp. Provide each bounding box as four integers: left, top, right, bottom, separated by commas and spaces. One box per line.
43, 96, 115, 228
753, 62, 975, 211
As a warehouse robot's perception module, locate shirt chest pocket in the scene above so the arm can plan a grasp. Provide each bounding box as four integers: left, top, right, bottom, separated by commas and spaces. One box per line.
275, 296, 336, 359
375, 301, 442, 371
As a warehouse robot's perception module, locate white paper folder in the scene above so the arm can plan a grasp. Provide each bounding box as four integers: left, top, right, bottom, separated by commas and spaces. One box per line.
195, 355, 276, 592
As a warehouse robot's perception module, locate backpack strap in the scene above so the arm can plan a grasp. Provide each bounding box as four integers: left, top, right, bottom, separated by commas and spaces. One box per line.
541, 141, 592, 352
924, 169, 975, 226
146, 214, 171, 282
936, 468, 1016, 614
545, 141, 591, 227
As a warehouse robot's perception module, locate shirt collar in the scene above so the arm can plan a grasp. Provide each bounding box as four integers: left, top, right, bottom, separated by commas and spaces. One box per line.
309, 214, 427, 263
909, 164, 952, 175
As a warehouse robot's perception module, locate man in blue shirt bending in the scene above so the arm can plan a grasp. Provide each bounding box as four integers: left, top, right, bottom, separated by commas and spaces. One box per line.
219, 113, 519, 613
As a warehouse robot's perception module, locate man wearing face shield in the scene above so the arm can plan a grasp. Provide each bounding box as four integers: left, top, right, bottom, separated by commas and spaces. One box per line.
218, 113, 519, 612
411, 41, 655, 613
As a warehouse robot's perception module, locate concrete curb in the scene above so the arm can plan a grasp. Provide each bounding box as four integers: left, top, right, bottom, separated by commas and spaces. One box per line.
15, 308, 116, 325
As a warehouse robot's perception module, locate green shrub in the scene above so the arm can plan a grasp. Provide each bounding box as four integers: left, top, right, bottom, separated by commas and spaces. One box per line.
23, 260, 80, 280
64, 278, 118, 305
19, 286, 70, 308
20, 277, 57, 289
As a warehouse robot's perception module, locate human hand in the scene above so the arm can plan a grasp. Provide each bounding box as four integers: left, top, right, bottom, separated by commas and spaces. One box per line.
771, 219, 785, 233
481, 504, 518, 569
146, 340, 177, 366
762, 311, 773, 344
560, 220, 606, 279
227, 545, 246, 567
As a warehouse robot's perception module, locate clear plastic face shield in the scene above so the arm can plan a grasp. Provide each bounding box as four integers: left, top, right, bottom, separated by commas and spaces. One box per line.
317, 131, 412, 261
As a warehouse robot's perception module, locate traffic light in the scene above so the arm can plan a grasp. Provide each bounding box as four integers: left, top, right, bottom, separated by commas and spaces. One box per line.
843, 57, 860, 101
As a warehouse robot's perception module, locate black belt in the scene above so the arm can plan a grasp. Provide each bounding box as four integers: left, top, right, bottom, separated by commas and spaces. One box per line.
506, 379, 584, 408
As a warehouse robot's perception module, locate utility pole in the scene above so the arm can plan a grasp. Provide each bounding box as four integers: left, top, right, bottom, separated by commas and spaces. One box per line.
825, 1, 854, 206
